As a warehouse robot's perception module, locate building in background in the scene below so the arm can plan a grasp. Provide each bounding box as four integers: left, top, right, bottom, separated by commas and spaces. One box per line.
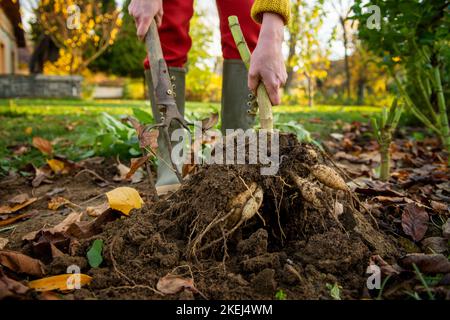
0, 0, 26, 74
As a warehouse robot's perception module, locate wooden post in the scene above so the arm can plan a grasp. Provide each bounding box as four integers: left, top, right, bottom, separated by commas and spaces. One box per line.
228, 16, 273, 131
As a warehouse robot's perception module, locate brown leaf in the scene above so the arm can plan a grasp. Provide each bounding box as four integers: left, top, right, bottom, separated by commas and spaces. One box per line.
421, 237, 448, 254
0, 238, 9, 250
48, 197, 72, 211
443, 219, 450, 240
128, 116, 159, 150
10, 144, 29, 156
369, 255, 402, 276
0, 268, 29, 299
114, 163, 143, 184
32, 164, 53, 187
399, 253, 450, 274
51, 212, 84, 234
126, 155, 150, 179
32, 137, 53, 155
0, 250, 45, 277
141, 129, 159, 150
86, 202, 110, 217
401, 203, 429, 242
28, 231, 71, 261
156, 274, 198, 295
201, 113, 219, 131
9, 193, 30, 205
65, 209, 121, 239
0, 212, 33, 227
430, 200, 448, 214
0, 197, 38, 215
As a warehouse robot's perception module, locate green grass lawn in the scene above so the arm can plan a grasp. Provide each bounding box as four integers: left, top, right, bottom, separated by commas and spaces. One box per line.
0, 98, 381, 175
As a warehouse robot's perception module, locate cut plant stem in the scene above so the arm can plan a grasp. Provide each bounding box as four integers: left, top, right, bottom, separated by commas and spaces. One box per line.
371, 99, 403, 181
228, 15, 273, 131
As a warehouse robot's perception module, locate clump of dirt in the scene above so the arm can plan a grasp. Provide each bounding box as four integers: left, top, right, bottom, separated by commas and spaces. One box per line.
64, 133, 398, 300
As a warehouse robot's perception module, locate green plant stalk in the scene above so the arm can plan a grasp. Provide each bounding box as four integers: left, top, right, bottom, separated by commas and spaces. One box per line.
415, 73, 438, 124
433, 67, 450, 162
392, 74, 440, 134
412, 263, 435, 300
379, 132, 391, 181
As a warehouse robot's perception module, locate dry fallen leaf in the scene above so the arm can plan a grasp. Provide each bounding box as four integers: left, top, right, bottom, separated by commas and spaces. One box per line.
0, 250, 45, 277
28, 274, 92, 292
430, 200, 448, 214
50, 212, 84, 234
0, 212, 34, 227
201, 113, 219, 131
156, 274, 198, 295
32, 137, 53, 155
113, 163, 131, 182
32, 164, 53, 187
86, 202, 110, 217
0, 238, 9, 250
401, 203, 429, 242
47, 159, 65, 174
114, 163, 143, 184
9, 193, 30, 205
421, 237, 448, 254
128, 116, 159, 150
399, 253, 450, 274
106, 187, 143, 215
369, 255, 402, 276
443, 219, 450, 240
126, 155, 150, 180
0, 197, 38, 215
0, 268, 29, 299
48, 197, 72, 211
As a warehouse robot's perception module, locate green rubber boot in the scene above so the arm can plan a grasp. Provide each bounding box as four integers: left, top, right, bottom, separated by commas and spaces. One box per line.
221, 59, 257, 133
145, 66, 186, 188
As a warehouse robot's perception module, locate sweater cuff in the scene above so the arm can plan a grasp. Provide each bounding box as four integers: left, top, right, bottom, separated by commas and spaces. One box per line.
251, 0, 291, 25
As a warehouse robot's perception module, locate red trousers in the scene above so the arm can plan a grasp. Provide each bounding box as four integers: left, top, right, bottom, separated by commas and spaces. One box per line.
144, 0, 261, 69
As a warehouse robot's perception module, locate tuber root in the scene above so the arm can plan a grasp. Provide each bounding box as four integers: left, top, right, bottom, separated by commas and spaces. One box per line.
310, 164, 348, 191
289, 172, 323, 208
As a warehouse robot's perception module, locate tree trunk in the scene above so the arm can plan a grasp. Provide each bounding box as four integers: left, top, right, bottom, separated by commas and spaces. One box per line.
284, 68, 295, 94
305, 73, 314, 107
341, 17, 351, 100
357, 79, 365, 105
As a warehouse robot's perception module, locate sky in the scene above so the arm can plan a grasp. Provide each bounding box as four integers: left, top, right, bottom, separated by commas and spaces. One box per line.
21, 0, 348, 61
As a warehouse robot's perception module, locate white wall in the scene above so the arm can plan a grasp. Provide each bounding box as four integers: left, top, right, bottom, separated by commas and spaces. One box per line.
0, 8, 18, 74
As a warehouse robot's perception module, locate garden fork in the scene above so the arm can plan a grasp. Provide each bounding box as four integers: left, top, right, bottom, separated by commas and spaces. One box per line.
144, 20, 191, 183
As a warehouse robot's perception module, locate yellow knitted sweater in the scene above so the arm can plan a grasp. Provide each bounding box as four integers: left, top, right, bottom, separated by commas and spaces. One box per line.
252, 0, 291, 24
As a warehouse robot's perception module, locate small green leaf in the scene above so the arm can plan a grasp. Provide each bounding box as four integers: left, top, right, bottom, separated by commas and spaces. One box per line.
87, 239, 104, 268
326, 283, 342, 300
275, 289, 287, 300
133, 108, 153, 124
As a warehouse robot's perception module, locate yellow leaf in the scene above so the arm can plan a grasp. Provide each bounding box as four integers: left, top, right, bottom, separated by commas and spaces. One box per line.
25, 127, 33, 135
28, 274, 92, 292
47, 159, 65, 174
106, 187, 143, 215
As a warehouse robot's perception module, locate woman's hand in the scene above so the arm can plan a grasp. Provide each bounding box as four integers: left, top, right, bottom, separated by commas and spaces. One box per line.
128, 0, 163, 40
248, 13, 287, 106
